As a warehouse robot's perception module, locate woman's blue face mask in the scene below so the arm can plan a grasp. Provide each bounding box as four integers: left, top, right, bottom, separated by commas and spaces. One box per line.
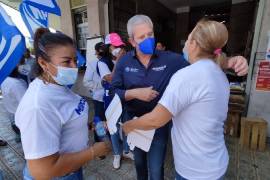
182, 40, 189, 62
182, 48, 189, 62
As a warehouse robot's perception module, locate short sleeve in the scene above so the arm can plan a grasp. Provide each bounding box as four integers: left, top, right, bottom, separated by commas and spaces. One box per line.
16, 107, 61, 159
111, 59, 126, 100
13, 80, 27, 102
158, 72, 192, 117
97, 61, 112, 80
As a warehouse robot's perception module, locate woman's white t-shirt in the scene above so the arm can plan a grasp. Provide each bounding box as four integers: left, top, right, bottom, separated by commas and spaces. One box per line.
159, 59, 230, 180
1, 77, 27, 114
97, 61, 112, 80
15, 78, 89, 159
83, 60, 104, 102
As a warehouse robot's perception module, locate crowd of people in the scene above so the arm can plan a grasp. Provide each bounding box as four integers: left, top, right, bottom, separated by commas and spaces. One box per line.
0, 14, 249, 180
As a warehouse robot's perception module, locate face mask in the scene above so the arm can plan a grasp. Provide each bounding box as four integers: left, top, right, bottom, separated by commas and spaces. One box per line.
18, 65, 31, 76
138, 37, 155, 55
49, 63, 78, 86
112, 48, 121, 57
182, 46, 189, 62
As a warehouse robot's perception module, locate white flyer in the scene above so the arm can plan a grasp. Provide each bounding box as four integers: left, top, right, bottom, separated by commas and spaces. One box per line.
105, 94, 122, 135
127, 128, 155, 152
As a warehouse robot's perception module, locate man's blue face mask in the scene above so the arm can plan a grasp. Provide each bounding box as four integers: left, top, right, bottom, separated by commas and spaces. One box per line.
138, 37, 156, 55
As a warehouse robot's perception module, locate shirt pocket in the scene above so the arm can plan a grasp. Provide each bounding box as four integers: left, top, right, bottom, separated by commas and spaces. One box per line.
123, 70, 146, 89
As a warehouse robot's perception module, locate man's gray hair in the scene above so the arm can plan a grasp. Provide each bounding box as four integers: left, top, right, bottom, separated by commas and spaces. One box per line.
127, 15, 153, 38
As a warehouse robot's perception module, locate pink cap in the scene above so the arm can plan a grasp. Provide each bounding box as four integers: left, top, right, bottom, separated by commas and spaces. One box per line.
105, 33, 125, 47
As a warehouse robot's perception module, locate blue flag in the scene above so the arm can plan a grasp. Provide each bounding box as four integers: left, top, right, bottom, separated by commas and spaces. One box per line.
22, 0, 61, 16
76, 50, 86, 67
0, 6, 26, 85
19, 0, 61, 38
20, 2, 49, 38
19, 1, 85, 67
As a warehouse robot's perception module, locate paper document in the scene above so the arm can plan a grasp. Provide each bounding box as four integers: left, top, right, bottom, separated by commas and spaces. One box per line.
105, 94, 122, 135
127, 128, 155, 152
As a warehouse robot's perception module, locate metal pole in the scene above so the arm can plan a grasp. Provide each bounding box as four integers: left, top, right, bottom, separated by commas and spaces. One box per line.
245, 0, 266, 114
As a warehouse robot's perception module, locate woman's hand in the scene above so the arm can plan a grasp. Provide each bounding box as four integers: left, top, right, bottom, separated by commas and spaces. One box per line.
28, 141, 111, 179
88, 122, 94, 131
103, 121, 108, 130
122, 120, 135, 135
122, 104, 173, 135
227, 56, 249, 76
91, 142, 111, 158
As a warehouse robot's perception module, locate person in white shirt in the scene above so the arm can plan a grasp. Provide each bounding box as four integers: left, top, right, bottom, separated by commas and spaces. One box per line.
1, 64, 27, 142
24, 48, 38, 81
105, 33, 126, 63
17, 49, 37, 85
105, 33, 134, 163
15, 28, 110, 180
95, 40, 133, 169
83, 49, 106, 157
83, 59, 104, 104
123, 20, 231, 180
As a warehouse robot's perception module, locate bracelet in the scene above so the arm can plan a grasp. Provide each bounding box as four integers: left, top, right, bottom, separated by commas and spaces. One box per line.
90, 148, 95, 159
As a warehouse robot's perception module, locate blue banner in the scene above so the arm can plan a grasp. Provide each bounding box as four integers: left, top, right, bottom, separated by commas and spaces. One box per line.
76, 50, 86, 67
23, 0, 61, 16
20, 2, 48, 38
19, 0, 61, 38
0, 6, 26, 85
19, 0, 85, 67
